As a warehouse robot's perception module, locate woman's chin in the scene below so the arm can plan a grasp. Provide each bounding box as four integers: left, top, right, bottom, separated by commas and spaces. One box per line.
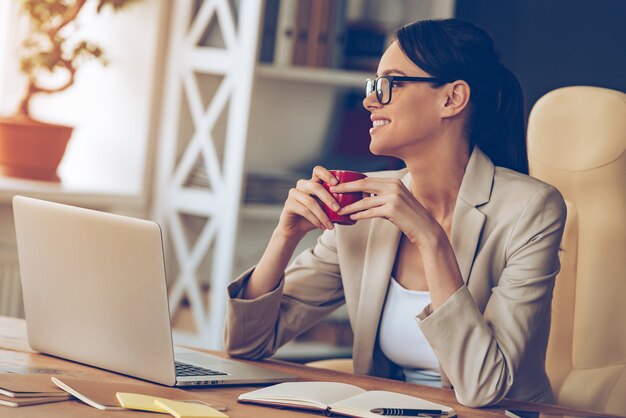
369, 140, 404, 161
369, 139, 382, 155
369, 140, 391, 157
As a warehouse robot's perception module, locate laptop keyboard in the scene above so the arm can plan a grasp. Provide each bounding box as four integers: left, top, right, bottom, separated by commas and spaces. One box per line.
175, 361, 228, 377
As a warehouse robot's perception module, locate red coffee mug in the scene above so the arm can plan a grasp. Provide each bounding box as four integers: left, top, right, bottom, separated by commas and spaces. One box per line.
321, 170, 367, 225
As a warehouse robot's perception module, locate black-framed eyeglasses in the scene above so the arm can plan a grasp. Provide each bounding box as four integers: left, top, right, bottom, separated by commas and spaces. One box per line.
365, 75, 453, 105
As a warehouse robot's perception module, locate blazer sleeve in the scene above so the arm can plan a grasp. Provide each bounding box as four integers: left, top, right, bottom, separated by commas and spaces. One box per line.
224, 228, 345, 359
416, 185, 567, 407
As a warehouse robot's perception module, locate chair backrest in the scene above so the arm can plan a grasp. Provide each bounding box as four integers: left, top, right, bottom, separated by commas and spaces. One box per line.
527, 86, 626, 416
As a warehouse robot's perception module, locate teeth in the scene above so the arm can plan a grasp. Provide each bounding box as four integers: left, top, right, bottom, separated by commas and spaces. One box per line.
373, 120, 390, 127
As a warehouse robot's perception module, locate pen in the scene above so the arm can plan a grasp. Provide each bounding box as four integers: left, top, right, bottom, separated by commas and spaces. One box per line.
370, 408, 445, 416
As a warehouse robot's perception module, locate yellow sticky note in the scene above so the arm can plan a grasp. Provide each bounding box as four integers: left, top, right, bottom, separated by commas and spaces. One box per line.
116, 392, 169, 413
154, 398, 229, 418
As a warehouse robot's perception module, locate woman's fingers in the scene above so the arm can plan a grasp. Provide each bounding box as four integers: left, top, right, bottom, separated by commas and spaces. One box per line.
338, 194, 387, 215
311, 165, 338, 185
330, 177, 401, 195
296, 179, 340, 212
348, 206, 381, 221
288, 188, 334, 229
284, 198, 325, 230
286, 172, 413, 229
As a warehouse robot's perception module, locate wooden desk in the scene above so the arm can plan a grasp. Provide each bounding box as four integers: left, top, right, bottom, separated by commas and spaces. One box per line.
0, 317, 615, 418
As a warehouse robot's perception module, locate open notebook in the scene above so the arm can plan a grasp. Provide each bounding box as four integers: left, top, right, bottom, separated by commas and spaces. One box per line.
238, 382, 456, 418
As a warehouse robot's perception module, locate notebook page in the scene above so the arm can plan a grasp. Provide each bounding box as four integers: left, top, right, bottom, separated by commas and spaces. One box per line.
238, 382, 366, 409
329, 390, 456, 418
51, 376, 192, 411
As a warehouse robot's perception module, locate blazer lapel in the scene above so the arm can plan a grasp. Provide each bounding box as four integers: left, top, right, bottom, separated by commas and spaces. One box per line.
450, 147, 494, 283
352, 170, 415, 370
451, 200, 486, 283
352, 149, 494, 372
352, 216, 401, 372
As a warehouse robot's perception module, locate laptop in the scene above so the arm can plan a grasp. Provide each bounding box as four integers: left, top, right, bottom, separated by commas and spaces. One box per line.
12, 195, 297, 387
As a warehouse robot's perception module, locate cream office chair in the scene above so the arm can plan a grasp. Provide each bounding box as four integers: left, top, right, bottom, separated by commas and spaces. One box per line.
306, 358, 354, 374
307, 87, 626, 408
528, 86, 626, 416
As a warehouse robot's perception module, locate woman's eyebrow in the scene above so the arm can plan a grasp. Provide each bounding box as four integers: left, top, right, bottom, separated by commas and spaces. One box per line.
377, 69, 408, 77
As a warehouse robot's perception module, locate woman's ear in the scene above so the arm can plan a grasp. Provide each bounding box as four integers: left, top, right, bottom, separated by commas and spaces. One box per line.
442, 81, 471, 118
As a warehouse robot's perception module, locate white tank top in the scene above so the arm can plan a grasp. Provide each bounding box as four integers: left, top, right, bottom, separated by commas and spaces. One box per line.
379, 277, 441, 382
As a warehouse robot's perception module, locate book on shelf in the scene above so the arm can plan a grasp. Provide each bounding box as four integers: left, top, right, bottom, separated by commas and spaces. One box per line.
259, 0, 281, 63
184, 159, 302, 206
292, 0, 312, 66
286, 0, 348, 68
244, 169, 304, 206
305, 0, 332, 67
238, 381, 456, 418
342, 20, 389, 71
274, 0, 298, 66
326, 0, 348, 68
261, 0, 348, 69
184, 157, 211, 190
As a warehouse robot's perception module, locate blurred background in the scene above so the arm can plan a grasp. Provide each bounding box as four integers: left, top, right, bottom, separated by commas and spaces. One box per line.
0, 0, 624, 365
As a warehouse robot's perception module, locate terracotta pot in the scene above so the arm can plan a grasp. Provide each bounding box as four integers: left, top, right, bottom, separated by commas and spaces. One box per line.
0, 116, 73, 182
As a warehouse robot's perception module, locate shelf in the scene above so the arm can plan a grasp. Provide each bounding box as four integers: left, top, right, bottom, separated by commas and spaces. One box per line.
0, 176, 145, 210
256, 64, 371, 88
241, 203, 283, 220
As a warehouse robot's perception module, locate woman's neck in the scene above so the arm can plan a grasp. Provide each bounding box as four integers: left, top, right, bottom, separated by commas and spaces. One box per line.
403, 140, 471, 222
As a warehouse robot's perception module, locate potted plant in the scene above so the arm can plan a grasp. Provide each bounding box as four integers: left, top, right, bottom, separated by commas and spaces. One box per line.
0, 0, 138, 182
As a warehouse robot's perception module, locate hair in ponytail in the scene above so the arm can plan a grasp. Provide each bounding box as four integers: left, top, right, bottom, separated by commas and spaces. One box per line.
396, 19, 528, 174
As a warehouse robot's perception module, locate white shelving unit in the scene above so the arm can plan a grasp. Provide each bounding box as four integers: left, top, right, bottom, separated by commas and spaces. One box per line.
153, 0, 455, 352
153, 0, 263, 349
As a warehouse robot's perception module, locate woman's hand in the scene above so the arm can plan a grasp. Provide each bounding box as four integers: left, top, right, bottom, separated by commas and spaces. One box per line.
276, 166, 341, 241
332, 177, 441, 246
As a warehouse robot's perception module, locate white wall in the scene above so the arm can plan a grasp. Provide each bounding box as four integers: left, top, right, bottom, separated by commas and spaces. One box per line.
0, 1, 24, 117
0, 0, 166, 195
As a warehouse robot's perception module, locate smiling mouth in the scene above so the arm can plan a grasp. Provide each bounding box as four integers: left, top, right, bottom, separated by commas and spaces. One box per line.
372, 119, 391, 128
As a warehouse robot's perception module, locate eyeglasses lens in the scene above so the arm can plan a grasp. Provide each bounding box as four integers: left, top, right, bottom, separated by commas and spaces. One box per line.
365, 79, 374, 99
377, 78, 390, 104
365, 77, 391, 104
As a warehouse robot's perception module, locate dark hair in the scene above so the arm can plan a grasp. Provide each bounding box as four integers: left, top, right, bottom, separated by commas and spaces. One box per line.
396, 19, 528, 174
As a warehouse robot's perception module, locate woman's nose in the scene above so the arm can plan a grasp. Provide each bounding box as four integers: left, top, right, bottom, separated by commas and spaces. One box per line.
363, 91, 381, 111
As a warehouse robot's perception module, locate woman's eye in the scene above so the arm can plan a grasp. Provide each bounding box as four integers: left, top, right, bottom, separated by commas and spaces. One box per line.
391, 81, 401, 88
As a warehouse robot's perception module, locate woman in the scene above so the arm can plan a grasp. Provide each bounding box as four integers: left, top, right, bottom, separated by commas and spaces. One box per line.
224, 18, 566, 407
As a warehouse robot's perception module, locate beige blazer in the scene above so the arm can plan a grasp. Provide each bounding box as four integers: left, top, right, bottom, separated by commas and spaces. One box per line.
224, 147, 567, 407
